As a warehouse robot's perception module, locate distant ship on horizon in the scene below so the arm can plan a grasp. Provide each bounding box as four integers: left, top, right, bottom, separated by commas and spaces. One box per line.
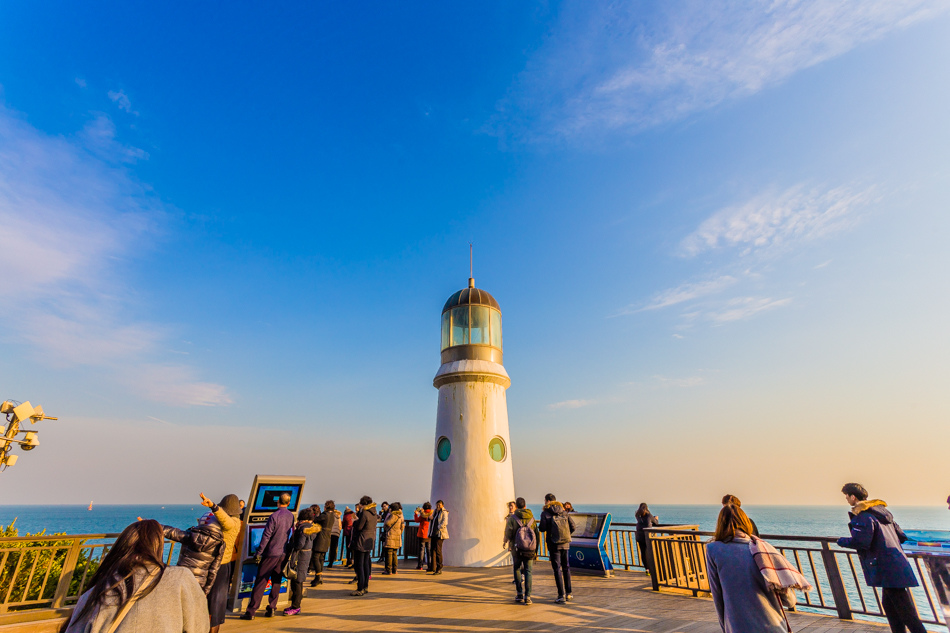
88, 501, 92, 511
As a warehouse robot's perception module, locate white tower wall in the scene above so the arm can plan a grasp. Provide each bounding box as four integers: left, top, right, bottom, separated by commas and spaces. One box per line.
431, 359, 514, 567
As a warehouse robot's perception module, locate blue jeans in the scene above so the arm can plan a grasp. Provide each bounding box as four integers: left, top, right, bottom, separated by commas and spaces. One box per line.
550, 548, 572, 597
512, 552, 534, 597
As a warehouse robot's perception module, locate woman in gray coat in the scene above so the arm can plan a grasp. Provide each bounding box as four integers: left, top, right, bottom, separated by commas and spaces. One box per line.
705, 504, 786, 633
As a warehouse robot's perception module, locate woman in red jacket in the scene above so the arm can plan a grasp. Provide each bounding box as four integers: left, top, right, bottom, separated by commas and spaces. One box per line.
414, 502, 432, 570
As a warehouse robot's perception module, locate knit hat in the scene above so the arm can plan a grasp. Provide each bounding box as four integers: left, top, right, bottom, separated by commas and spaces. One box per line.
219, 494, 241, 517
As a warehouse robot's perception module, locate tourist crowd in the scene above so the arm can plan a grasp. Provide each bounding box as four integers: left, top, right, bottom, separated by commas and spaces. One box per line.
60, 484, 945, 633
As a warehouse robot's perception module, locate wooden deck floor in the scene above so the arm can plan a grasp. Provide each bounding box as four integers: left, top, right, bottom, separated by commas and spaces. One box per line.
227, 560, 888, 633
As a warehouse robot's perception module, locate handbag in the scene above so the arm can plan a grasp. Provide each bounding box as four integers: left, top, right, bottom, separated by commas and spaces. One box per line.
282, 550, 300, 580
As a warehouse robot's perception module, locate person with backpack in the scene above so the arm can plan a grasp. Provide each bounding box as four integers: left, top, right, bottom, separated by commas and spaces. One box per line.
504, 497, 540, 605
837, 483, 926, 633
138, 513, 224, 596
539, 493, 576, 604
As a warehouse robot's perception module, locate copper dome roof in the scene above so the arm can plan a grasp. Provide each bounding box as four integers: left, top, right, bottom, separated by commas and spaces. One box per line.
442, 282, 501, 314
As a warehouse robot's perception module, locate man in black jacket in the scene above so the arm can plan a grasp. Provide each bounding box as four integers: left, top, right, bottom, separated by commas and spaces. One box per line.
310, 502, 335, 587
351, 495, 377, 597
539, 493, 576, 604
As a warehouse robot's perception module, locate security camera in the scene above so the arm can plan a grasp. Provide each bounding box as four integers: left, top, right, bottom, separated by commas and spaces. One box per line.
21, 432, 39, 451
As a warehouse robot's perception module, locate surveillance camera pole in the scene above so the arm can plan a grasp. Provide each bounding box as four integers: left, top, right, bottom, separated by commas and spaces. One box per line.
1, 401, 57, 471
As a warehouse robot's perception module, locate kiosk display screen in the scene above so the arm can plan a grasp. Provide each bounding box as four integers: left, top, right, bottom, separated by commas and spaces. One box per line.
571, 513, 607, 540
247, 525, 266, 554
252, 484, 302, 512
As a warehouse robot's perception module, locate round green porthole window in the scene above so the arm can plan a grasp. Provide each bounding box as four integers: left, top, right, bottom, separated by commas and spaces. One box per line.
488, 437, 506, 462
437, 437, 451, 462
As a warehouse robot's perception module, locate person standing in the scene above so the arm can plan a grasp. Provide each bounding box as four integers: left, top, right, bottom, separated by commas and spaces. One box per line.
241, 493, 294, 620
502, 501, 516, 551
198, 493, 242, 633
415, 502, 433, 570
635, 503, 660, 568
382, 502, 405, 574
706, 504, 787, 633
837, 483, 926, 633
328, 502, 342, 568
64, 520, 210, 633
341, 507, 356, 568
311, 502, 334, 587
722, 495, 759, 536
427, 500, 449, 575
140, 513, 224, 596
539, 493, 576, 604
504, 497, 539, 605
283, 508, 319, 616
351, 495, 378, 596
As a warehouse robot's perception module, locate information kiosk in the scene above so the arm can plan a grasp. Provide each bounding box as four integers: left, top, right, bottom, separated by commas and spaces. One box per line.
566, 512, 613, 576
903, 530, 950, 631
228, 475, 306, 613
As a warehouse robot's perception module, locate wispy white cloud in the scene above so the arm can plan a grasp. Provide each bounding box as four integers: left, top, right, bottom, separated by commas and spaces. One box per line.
548, 399, 595, 411
681, 184, 880, 256
620, 275, 737, 314
75, 78, 87, 88
495, 1, 947, 140
707, 296, 792, 323
79, 114, 149, 162
107, 89, 134, 114
0, 103, 229, 407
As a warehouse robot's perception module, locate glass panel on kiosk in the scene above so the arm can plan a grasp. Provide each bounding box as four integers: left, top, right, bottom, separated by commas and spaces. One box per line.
252, 484, 302, 513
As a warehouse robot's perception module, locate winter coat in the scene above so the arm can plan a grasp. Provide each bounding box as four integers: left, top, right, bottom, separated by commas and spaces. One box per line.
706, 537, 787, 633
207, 505, 241, 564
415, 509, 432, 539
383, 510, 405, 549
331, 510, 342, 537
353, 504, 378, 552
539, 501, 576, 550
314, 510, 333, 554
288, 520, 320, 577
635, 512, 659, 542
257, 507, 294, 560
836, 500, 918, 588
430, 507, 449, 540
504, 508, 540, 553
65, 566, 209, 633
342, 510, 356, 536
162, 523, 224, 595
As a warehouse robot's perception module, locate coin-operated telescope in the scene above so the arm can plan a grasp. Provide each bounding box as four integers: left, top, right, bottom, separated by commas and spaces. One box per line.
1, 401, 57, 471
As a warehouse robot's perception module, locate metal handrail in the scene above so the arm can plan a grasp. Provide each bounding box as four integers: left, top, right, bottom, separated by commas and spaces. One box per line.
643, 527, 947, 627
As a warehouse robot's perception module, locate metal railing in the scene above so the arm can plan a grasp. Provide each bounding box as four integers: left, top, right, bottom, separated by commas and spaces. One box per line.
644, 527, 948, 628
3, 522, 944, 631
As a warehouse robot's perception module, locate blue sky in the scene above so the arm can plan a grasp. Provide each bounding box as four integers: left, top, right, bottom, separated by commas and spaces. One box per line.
1, 1, 948, 505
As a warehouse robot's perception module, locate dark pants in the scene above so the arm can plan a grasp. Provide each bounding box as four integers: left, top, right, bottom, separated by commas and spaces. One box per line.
512, 552, 534, 598
247, 555, 284, 616
417, 539, 430, 568
289, 578, 305, 609
384, 547, 398, 573
207, 561, 231, 626
328, 535, 340, 567
636, 536, 647, 566
354, 549, 372, 591
342, 534, 353, 566
880, 587, 927, 633
550, 548, 572, 598
429, 537, 444, 572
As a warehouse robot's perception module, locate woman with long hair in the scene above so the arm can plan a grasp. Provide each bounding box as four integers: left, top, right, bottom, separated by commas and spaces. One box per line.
65, 519, 209, 632
706, 504, 786, 633
634, 503, 659, 567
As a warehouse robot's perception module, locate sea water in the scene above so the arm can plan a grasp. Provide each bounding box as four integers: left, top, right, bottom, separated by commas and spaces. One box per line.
2, 503, 947, 537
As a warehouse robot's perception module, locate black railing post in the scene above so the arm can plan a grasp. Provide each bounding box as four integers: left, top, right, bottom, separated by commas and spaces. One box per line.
820, 542, 853, 620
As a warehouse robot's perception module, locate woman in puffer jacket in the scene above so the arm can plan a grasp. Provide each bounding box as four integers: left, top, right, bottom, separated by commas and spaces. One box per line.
284, 508, 320, 616
141, 515, 224, 595
382, 502, 405, 575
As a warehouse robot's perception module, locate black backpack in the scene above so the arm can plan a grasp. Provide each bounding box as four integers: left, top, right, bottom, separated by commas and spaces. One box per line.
549, 512, 572, 545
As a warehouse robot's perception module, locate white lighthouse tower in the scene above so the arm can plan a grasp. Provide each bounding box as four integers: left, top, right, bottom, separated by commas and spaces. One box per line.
430, 275, 514, 567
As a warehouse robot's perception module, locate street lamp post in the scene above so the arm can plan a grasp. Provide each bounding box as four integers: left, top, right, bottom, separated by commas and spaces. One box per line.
1, 400, 57, 470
